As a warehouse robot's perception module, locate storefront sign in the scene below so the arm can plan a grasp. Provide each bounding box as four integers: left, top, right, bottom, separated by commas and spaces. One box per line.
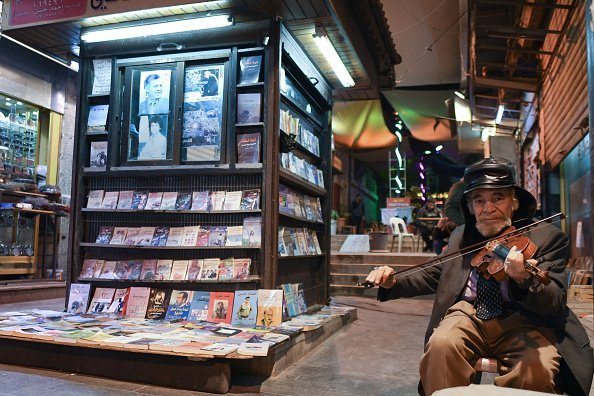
2, 0, 209, 30
386, 197, 410, 208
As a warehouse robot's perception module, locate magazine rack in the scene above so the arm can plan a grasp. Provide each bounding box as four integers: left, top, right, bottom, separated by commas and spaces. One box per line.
69, 19, 332, 308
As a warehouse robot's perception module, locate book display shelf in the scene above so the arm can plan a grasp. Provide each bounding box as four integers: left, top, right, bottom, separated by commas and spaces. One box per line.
70, 20, 332, 313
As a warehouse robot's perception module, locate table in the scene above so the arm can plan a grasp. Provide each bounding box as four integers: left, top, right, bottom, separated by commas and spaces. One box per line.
380, 207, 414, 225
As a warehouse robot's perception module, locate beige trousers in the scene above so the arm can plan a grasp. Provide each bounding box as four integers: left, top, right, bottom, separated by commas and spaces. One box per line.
419, 301, 561, 395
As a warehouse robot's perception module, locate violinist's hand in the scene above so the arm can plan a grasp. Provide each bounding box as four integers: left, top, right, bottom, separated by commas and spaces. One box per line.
365, 265, 396, 289
504, 246, 531, 284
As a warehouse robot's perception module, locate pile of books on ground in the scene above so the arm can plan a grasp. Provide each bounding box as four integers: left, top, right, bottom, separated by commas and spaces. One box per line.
0, 301, 355, 358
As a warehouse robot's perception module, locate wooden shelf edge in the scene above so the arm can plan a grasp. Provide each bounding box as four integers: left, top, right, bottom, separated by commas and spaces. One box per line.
78, 276, 260, 283
0, 256, 35, 264
279, 169, 326, 197
279, 254, 325, 259
80, 243, 261, 249
279, 212, 324, 226
82, 209, 262, 214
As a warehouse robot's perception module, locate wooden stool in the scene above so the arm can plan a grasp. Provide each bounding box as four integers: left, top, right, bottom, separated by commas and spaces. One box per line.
473, 357, 498, 384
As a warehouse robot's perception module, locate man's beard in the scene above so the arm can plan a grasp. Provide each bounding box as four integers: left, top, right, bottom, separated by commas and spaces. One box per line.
476, 218, 512, 237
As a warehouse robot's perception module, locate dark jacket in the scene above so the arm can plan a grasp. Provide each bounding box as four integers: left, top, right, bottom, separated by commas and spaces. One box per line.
378, 223, 594, 396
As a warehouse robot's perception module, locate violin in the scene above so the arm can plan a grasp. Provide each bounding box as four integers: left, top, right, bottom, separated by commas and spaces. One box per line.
357, 213, 564, 289
470, 226, 550, 285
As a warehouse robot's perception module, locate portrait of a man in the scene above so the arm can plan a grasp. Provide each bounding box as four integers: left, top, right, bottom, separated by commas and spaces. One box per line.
138, 72, 171, 115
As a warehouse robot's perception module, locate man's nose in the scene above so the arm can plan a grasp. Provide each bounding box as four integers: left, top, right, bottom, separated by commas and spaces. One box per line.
483, 200, 496, 212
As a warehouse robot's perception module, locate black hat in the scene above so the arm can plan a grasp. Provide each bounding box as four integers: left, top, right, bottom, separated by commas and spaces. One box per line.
460, 157, 536, 224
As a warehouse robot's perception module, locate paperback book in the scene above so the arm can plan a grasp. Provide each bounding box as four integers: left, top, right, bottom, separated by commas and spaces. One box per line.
140, 259, 157, 280
130, 191, 149, 210
95, 226, 114, 244
196, 227, 210, 247
233, 258, 251, 280
101, 191, 119, 209
225, 226, 243, 247
87, 190, 104, 209
238, 55, 262, 84
181, 226, 199, 246
191, 191, 210, 211
145, 192, 163, 210
99, 261, 117, 279
208, 291, 235, 324
222, 190, 242, 211
237, 93, 261, 124
67, 283, 91, 314
160, 192, 178, 210
241, 189, 260, 210
155, 260, 173, 281
79, 259, 99, 279
89, 141, 107, 167
170, 260, 189, 281
123, 227, 141, 245
217, 258, 234, 281
137, 227, 156, 246
236, 132, 261, 164
165, 227, 184, 246
87, 288, 115, 315
209, 226, 227, 247
150, 226, 170, 246
165, 290, 193, 321
201, 258, 220, 280
87, 104, 109, 133
231, 289, 258, 327
117, 191, 134, 209
186, 259, 203, 281
175, 192, 193, 210
188, 291, 211, 322
256, 289, 283, 328
242, 217, 262, 246
145, 289, 170, 320
107, 288, 129, 317
210, 191, 226, 211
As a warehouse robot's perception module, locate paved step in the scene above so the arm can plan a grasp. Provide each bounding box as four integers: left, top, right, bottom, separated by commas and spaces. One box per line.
0, 280, 67, 304
330, 235, 349, 252
330, 263, 417, 274
330, 284, 379, 298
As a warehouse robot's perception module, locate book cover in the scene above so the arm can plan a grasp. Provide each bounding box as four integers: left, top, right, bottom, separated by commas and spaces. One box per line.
116, 190, 134, 209
164, 290, 193, 321
140, 259, 157, 281
191, 191, 210, 211
210, 191, 226, 211
256, 289, 283, 328
101, 191, 119, 209
236, 132, 261, 164
123, 227, 141, 245
126, 260, 143, 280
199, 343, 238, 356
225, 226, 243, 247
99, 261, 117, 279
107, 288, 129, 316
145, 288, 170, 320
241, 189, 260, 210
113, 260, 130, 280
231, 289, 258, 327
217, 258, 234, 281
87, 190, 104, 209
130, 191, 149, 210
242, 217, 262, 246
150, 226, 170, 246
237, 93, 261, 123
181, 226, 199, 246
136, 227, 156, 246
79, 259, 98, 279
87, 287, 116, 314
145, 192, 163, 210
209, 226, 227, 247
233, 258, 251, 280
238, 55, 262, 84
89, 141, 108, 167
123, 287, 151, 318
95, 226, 114, 244
160, 192, 178, 210
109, 227, 128, 245
208, 291, 234, 324
67, 283, 91, 314
165, 227, 184, 246
278, 227, 287, 257
175, 192, 192, 210
169, 260, 189, 281
201, 258, 220, 280
186, 259, 203, 281
222, 190, 242, 211
155, 260, 173, 281
237, 342, 269, 357
188, 291, 211, 322
93, 260, 105, 278
87, 104, 109, 132
196, 227, 211, 247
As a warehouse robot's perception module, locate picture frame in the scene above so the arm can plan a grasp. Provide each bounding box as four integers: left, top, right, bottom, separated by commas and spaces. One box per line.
181, 63, 225, 162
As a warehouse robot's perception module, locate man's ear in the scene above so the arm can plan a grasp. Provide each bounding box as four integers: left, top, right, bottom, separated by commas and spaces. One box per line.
467, 201, 474, 216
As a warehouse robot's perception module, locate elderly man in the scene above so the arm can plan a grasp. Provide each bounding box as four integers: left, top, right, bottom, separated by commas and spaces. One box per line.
366, 157, 593, 395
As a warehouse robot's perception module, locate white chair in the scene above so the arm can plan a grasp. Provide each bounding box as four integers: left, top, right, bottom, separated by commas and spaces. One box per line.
389, 217, 416, 253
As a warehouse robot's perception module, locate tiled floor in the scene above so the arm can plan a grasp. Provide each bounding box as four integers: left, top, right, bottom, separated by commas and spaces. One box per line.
0, 295, 591, 395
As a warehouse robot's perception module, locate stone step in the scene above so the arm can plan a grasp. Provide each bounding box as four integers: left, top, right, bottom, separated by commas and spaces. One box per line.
330, 284, 378, 298
331, 253, 435, 265
330, 263, 416, 274
0, 280, 67, 304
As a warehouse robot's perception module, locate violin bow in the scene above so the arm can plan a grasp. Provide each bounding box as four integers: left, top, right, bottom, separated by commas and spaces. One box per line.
357, 212, 566, 289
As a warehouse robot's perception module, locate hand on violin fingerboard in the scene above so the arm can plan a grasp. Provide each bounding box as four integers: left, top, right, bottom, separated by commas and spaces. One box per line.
504, 246, 532, 284
365, 266, 397, 289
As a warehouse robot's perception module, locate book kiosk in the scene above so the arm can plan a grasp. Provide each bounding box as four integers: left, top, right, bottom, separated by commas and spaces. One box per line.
0, 16, 346, 393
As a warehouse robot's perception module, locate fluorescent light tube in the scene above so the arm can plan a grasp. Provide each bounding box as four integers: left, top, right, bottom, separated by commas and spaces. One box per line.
454, 90, 465, 99
312, 35, 355, 88
81, 15, 232, 43
495, 105, 504, 124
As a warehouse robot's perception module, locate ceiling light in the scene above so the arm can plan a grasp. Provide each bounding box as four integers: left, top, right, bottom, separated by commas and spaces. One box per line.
81, 14, 233, 43
312, 27, 355, 88
435, 144, 443, 152
481, 126, 496, 142
454, 90, 465, 99
495, 104, 505, 124
424, 150, 432, 155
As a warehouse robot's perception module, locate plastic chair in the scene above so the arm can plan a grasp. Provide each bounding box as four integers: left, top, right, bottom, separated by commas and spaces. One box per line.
389, 217, 416, 253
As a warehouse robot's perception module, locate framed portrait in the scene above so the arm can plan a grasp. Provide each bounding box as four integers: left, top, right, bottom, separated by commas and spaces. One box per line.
181, 64, 225, 162
124, 66, 176, 163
